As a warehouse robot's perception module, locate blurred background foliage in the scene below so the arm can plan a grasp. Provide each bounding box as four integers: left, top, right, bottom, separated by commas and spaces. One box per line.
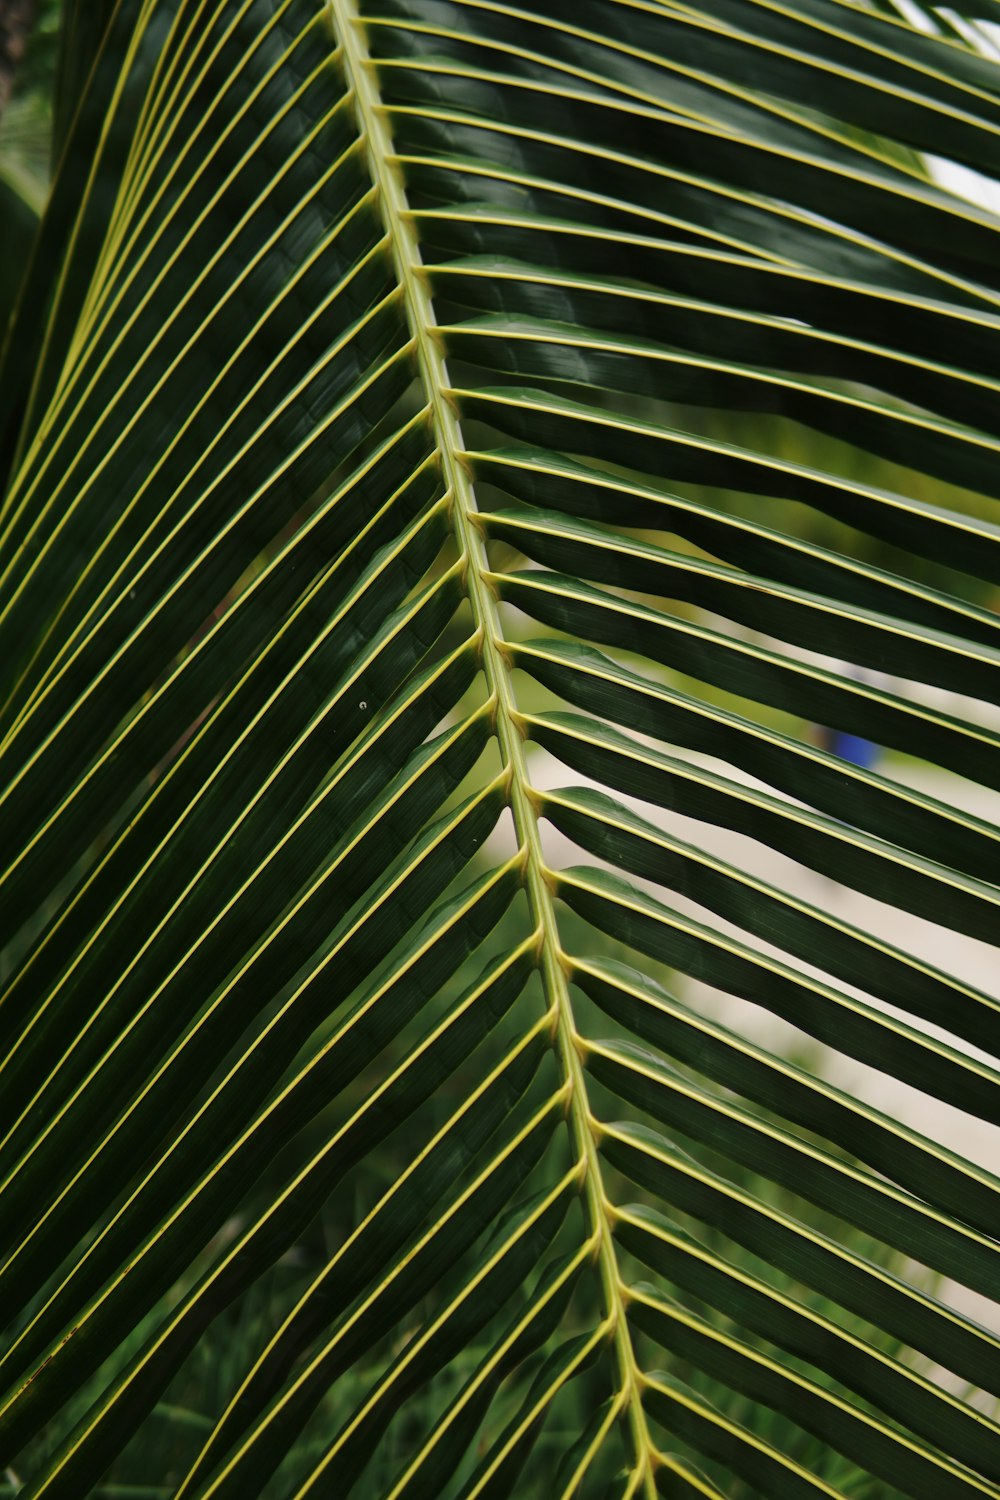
0, 0, 56, 337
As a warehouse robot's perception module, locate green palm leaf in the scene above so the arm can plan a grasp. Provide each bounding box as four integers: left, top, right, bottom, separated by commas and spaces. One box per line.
1, 0, 999, 1495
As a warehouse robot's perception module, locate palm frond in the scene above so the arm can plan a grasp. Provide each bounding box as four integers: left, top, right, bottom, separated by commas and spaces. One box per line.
1, 1, 999, 1496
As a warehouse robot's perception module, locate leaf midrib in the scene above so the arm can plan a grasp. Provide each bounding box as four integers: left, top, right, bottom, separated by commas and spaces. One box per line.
329, 0, 658, 1488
